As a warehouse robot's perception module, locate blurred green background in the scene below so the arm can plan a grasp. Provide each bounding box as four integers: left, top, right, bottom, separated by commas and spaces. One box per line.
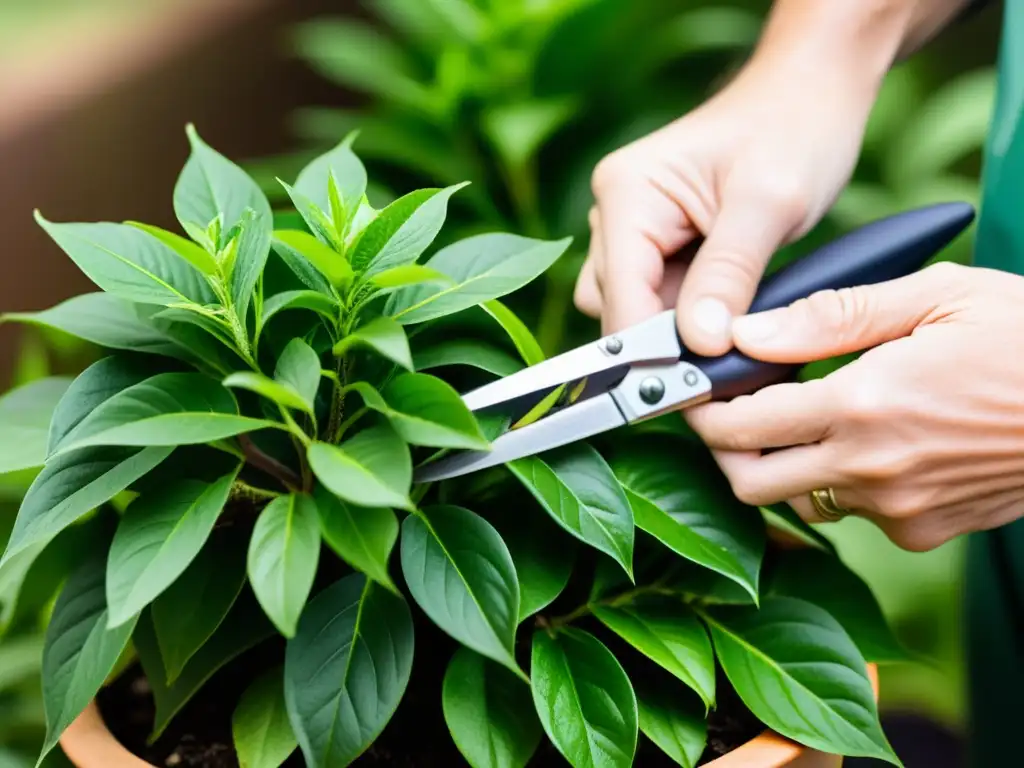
0, 0, 1002, 764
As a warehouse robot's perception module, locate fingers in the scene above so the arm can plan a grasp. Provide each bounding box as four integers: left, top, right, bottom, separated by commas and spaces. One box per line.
712, 444, 845, 507
676, 181, 805, 356
731, 261, 960, 364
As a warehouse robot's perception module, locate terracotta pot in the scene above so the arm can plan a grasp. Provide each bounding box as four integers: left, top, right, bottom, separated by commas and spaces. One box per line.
60, 664, 880, 768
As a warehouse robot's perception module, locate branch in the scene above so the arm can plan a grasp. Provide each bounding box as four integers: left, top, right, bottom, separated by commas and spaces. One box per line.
238, 434, 302, 491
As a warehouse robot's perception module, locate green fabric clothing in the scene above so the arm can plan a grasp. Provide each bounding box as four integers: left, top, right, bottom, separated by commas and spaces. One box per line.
966, 2, 1024, 765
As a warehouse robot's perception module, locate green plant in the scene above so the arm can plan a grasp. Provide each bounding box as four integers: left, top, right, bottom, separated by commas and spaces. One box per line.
0, 126, 911, 768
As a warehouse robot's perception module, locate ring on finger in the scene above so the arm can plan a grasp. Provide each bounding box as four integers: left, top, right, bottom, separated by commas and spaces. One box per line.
809, 487, 855, 521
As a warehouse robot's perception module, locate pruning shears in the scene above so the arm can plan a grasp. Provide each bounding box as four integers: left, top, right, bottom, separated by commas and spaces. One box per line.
414, 202, 976, 483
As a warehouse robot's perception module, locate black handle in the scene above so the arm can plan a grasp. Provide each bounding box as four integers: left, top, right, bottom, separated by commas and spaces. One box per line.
685, 201, 976, 400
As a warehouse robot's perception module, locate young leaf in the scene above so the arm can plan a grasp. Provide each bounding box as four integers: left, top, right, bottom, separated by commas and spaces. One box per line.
152, 526, 247, 684
314, 485, 397, 593
51, 373, 281, 455
636, 680, 707, 768
386, 233, 572, 325
482, 300, 545, 366
38, 549, 137, 762
0, 377, 72, 474
126, 221, 219, 275
413, 339, 524, 377
332, 315, 412, 371
174, 124, 273, 250
1, 446, 173, 567
136, 589, 275, 741
609, 438, 764, 600
307, 424, 413, 510
400, 505, 522, 675
230, 208, 273, 324
442, 647, 542, 768
262, 290, 339, 327
371, 263, 449, 290
509, 444, 634, 578
592, 597, 715, 710
270, 235, 335, 295
284, 574, 414, 768
767, 549, 909, 663
349, 183, 468, 277
248, 494, 322, 638
294, 134, 368, 230
531, 627, 638, 768
223, 372, 313, 416
382, 373, 489, 450
701, 596, 899, 764
275, 339, 322, 412
34, 214, 214, 306
105, 468, 238, 627
272, 230, 352, 289
233, 668, 298, 768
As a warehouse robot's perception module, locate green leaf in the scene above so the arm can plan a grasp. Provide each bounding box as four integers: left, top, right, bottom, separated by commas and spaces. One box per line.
349, 184, 467, 277
308, 424, 413, 510
413, 339, 524, 377
270, 233, 335, 295
272, 230, 352, 289
174, 124, 273, 250
382, 373, 489, 450
152, 526, 247, 684
233, 668, 298, 768
262, 290, 339, 327
314, 485, 397, 593
767, 549, 909, 664
442, 647, 542, 768
126, 221, 219, 275
248, 494, 321, 638
531, 628, 638, 768
284, 574, 414, 768
592, 597, 715, 710
294, 134, 367, 230
135, 588, 275, 741
609, 437, 764, 600
0, 377, 72, 474
701, 596, 898, 764
509, 444, 634, 578
386, 233, 571, 324
636, 681, 707, 768
51, 373, 281, 455
275, 339, 322, 413
34, 213, 214, 306
105, 468, 238, 628
223, 372, 313, 416
371, 264, 449, 290
1, 446, 173, 567
760, 502, 836, 554
400, 505, 521, 675
482, 99, 577, 174
38, 549, 137, 762
482, 300, 545, 366
230, 208, 273, 324
333, 316, 412, 371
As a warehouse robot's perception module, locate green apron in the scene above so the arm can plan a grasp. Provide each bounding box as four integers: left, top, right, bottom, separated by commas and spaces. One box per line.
965, 3, 1024, 764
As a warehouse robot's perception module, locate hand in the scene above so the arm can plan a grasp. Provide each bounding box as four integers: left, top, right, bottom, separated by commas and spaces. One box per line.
574, 57, 880, 355
685, 262, 1024, 552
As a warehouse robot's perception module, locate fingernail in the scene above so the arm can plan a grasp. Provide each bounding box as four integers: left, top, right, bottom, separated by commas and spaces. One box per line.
692, 298, 732, 339
733, 311, 780, 342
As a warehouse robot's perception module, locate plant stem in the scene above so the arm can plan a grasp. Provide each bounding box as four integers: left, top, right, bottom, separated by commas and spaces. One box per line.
238, 434, 302, 491
336, 407, 367, 441
231, 480, 281, 503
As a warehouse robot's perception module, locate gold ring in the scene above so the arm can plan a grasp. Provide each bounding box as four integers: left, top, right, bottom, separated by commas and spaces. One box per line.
809, 488, 850, 521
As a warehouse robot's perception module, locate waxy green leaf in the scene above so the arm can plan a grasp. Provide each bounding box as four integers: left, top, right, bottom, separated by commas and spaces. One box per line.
223, 372, 312, 416
261, 290, 339, 327
382, 373, 489, 450
509, 444, 634, 578
275, 339, 322, 412
105, 468, 238, 627
401, 505, 521, 675
0, 377, 71, 474
333, 315, 412, 370
272, 230, 352, 288
229, 208, 273, 324
443, 647, 542, 768
531, 628, 638, 768
413, 339, 523, 377
248, 494, 321, 638
702, 596, 898, 764
270, 235, 335, 295
314, 485, 397, 593
482, 300, 544, 366
284, 574, 414, 768
636, 681, 707, 768
294, 134, 367, 231
761, 502, 837, 554
127, 221, 219, 275
371, 263, 448, 290
386, 233, 571, 324
308, 424, 413, 510
233, 668, 298, 768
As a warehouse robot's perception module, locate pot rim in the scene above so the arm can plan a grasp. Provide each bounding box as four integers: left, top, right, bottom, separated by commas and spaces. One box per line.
60, 664, 879, 768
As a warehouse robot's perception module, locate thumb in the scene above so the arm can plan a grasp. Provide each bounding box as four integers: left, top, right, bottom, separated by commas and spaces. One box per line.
730, 266, 949, 362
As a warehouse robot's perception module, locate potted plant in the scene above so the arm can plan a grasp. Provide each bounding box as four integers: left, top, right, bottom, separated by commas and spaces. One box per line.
0, 127, 908, 768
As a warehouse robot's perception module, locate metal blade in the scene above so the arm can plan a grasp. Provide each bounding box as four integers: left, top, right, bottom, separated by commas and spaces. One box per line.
413, 393, 628, 482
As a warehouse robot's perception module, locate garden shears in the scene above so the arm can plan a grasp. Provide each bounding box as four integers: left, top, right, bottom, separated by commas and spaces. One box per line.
414, 202, 976, 483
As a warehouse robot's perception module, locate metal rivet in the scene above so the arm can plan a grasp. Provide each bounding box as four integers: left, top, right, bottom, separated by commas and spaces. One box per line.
684, 370, 698, 387
639, 377, 665, 405
605, 336, 623, 355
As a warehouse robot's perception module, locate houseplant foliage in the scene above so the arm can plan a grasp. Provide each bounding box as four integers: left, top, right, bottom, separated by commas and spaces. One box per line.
0, 127, 909, 768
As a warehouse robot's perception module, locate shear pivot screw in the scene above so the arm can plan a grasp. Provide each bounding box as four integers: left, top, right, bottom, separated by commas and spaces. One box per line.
605, 337, 623, 355
684, 370, 698, 387
639, 377, 665, 405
